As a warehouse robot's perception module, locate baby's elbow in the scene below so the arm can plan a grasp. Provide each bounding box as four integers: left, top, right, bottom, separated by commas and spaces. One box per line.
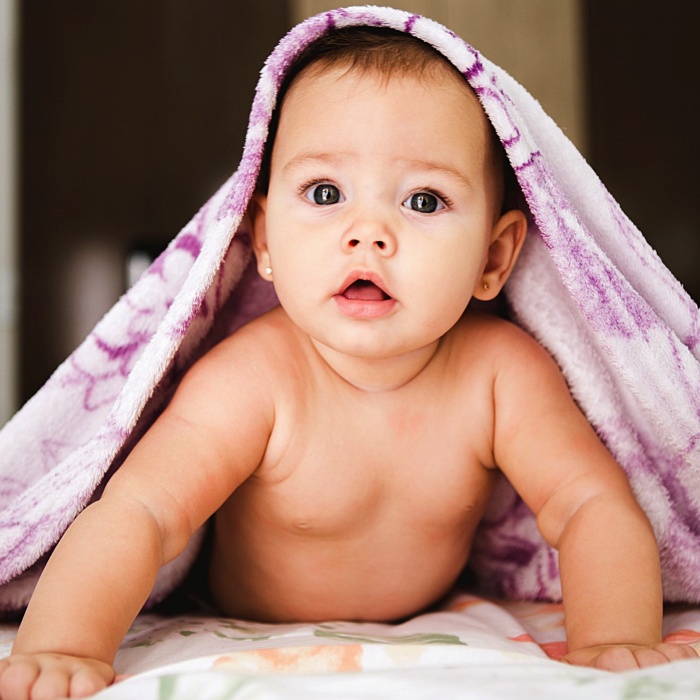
99, 486, 193, 566
537, 482, 651, 552
137, 491, 195, 566
536, 480, 618, 550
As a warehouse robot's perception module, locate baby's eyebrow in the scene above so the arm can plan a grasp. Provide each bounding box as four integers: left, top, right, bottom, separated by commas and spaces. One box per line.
280, 152, 473, 190
281, 152, 351, 176
397, 158, 473, 189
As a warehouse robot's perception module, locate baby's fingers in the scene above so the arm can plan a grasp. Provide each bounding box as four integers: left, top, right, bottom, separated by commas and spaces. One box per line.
0, 655, 113, 700
0, 656, 41, 700
616, 643, 699, 670
590, 646, 645, 671
28, 665, 71, 700
596, 643, 699, 671
650, 643, 699, 664
68, 666, 111, 699
564, 642, 699, 671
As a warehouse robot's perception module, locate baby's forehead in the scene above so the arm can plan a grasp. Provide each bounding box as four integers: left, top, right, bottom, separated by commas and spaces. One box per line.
282, 61, 492, 152
258, 28, 502, 195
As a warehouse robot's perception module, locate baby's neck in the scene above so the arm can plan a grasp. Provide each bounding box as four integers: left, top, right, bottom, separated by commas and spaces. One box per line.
308, 338, 443, 393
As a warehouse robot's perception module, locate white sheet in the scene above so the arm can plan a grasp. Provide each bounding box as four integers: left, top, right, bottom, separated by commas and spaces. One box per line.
3, 591, 698, 699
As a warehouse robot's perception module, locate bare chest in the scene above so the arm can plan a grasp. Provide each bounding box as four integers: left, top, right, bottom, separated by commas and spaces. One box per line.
230, 393, 495, 536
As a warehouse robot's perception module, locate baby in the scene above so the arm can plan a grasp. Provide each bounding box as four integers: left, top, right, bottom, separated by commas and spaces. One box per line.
1, 25, 697, 700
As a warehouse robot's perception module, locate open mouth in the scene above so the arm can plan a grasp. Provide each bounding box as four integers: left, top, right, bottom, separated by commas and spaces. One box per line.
342, 279, 392, 302
334, 274, 396, 319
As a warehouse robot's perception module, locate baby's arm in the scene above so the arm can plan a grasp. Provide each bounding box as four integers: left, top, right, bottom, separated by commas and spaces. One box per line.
491, 324, 698, 670
0, 335, 273, 699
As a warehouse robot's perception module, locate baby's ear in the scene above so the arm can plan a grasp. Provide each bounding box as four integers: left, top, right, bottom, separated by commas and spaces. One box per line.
473, 209, 527, 301
247, 193, 273, 280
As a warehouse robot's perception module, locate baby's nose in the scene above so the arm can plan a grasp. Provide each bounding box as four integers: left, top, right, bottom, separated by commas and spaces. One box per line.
341, 219, 397, 256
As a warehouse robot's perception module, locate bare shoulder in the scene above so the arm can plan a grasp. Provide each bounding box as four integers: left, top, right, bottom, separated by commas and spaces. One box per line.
154, 305, 305, 460
450, 310, 573, 435
450, 310, 555, 374
178, 306, 298, 398
196, 305, 295, 366
460, 313, 632, 539
99, 313, 298, 542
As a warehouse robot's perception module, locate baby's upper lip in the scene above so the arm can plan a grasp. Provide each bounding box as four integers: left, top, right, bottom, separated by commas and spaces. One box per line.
337, 271, 393, 299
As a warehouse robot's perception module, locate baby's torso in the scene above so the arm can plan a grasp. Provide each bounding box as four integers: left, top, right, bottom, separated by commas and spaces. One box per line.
208, 310, 501, 622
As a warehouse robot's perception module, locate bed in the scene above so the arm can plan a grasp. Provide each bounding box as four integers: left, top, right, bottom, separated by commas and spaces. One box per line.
3, 590, 699, 699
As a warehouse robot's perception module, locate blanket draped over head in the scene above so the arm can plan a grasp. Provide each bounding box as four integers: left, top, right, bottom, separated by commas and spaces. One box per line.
1, 5, 699, 614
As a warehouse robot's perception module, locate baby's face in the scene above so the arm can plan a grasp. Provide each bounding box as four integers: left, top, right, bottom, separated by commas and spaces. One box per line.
252, 64, 501, 362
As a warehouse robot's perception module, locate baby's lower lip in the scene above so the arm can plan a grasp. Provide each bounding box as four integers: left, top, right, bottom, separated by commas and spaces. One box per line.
333, 294, 396, 318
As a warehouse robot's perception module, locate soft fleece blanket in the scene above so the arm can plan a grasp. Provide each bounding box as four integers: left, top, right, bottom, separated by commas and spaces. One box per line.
1, 5, 699, 613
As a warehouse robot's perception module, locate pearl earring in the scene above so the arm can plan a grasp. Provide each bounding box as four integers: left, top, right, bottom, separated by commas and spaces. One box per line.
264, 266, 272, 276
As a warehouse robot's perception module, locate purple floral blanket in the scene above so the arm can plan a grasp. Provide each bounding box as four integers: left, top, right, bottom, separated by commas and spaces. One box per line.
1, 5, 699, 613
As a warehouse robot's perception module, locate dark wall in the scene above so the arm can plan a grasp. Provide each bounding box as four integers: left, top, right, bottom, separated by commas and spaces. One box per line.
585, 1, 699, 303
20, 1, 289, 401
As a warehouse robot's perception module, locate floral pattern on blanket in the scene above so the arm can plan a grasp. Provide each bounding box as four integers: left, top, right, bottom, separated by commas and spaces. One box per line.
2, 593, 700, 698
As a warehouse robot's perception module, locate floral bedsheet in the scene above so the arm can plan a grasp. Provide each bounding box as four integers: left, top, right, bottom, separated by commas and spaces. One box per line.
2, 591, 700, 699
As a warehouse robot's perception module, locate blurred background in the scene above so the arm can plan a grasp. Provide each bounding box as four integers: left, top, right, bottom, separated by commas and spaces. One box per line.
0, 0, 697, 426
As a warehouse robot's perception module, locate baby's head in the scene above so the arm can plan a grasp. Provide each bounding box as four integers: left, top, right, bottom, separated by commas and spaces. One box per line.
249, 26, 527, 361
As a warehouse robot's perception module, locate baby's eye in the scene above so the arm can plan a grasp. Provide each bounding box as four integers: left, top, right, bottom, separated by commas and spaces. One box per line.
305, 183, 343, 205
402, 192, 445, 214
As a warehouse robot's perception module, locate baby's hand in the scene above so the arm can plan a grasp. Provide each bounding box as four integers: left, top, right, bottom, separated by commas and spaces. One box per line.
0, 653, 114, 699
563, 643, 698, 671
